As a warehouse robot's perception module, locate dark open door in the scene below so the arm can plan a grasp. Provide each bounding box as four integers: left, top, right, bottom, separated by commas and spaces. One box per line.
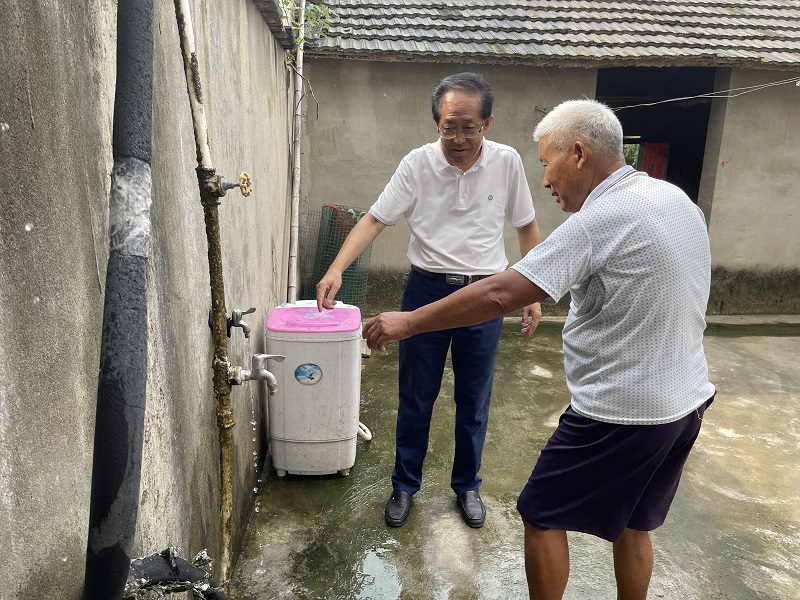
637, 142, 670, 179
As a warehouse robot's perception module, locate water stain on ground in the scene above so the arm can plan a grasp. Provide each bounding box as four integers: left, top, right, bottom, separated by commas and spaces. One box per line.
229, 320, 800, 599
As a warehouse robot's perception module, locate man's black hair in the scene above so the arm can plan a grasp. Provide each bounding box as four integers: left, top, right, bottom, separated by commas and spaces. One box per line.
431, 72, 494, 122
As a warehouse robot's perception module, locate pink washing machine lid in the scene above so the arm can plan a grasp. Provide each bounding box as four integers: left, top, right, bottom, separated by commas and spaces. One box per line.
266, 301, 362, 333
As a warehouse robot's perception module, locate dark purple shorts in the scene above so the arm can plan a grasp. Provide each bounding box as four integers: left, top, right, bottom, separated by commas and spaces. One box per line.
516, 395, 714, 542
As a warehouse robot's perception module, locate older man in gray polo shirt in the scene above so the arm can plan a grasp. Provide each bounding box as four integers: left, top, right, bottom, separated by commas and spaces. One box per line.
363, 99, 715, 600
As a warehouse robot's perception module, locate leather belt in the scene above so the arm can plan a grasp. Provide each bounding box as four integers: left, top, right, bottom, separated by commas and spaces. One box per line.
411, 265, 492, 286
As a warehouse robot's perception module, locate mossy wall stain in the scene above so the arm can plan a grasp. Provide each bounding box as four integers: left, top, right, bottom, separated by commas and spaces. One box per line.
708, 267, 800, 314
354, 267, 800, 317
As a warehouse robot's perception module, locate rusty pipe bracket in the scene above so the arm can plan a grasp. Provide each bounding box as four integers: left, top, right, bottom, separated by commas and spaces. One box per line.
227, 365, 244, 386
197, 166, 222, 206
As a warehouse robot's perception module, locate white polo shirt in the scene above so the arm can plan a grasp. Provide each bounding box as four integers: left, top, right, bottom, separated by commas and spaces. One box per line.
512, 168, 715, 425
369, 139, 536, 274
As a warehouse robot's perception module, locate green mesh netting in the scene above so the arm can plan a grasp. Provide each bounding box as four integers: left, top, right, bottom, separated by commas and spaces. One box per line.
303, 204, 372, 308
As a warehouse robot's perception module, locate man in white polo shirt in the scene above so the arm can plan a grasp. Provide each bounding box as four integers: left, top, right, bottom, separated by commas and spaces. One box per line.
362, 99, 715, 600
316, 72, 542, 529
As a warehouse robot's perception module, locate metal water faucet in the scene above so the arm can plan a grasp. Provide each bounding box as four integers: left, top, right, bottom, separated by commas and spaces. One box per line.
229, 353, 285, 395
229, 307, 256, 338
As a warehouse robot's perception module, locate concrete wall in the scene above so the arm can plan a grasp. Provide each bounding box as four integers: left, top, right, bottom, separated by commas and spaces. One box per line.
303, 60, 800, 315
300, 58, 595, 312
699, 68, 800, 313
0, 0, 292, 596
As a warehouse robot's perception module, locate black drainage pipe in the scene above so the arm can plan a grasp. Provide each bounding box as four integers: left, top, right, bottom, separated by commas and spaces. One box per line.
84, 0, 154, 598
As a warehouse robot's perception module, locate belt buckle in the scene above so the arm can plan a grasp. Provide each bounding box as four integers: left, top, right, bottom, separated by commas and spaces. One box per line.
446, 273, 466, 285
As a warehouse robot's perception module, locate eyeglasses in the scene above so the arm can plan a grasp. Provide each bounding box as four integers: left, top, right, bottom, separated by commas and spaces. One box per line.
437, 123, 486, 140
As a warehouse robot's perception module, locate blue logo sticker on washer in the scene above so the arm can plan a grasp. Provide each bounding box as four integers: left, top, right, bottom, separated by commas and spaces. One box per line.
294, 363, 323, 385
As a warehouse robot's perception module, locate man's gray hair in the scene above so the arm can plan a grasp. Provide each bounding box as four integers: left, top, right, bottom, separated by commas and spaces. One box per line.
533, 99, 623, 158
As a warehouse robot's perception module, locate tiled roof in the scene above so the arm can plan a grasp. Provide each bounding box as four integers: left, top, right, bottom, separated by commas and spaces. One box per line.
305, 0, 800, 69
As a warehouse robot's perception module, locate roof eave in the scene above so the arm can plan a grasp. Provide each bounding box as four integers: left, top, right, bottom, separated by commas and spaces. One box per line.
304, 48, 800, 71
255, 0, 295, 50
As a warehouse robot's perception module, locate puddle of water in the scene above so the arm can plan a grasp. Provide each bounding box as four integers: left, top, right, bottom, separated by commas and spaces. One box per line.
355, 549, 401, 599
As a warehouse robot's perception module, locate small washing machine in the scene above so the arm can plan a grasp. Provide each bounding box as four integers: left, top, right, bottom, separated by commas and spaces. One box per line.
265, 300, 362, 476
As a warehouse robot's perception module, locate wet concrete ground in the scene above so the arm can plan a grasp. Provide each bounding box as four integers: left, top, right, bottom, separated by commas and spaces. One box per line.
229, 316, 800, 599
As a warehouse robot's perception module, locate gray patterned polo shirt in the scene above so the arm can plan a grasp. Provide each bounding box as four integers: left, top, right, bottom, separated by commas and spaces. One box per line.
512, 169, 715, 425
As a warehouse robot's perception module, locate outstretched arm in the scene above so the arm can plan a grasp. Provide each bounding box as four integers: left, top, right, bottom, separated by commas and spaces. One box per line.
362, 269, 547, 351
516, 220, 543, 336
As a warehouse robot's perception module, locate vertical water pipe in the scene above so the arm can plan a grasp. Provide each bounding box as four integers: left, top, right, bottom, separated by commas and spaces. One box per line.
84, 0, 154, 597
286, 0, 306, 303
173, 0, 236, 583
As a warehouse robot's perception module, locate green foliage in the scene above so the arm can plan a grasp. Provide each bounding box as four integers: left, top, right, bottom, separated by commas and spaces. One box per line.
623, 143, 640, 167
282, 0, 332, 66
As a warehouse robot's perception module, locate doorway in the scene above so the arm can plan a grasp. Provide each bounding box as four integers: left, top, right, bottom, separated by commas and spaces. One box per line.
596, 67, 716, 202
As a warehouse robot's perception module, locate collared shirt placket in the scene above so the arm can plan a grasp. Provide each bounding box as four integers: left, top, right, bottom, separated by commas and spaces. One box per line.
456, 170, 468, 210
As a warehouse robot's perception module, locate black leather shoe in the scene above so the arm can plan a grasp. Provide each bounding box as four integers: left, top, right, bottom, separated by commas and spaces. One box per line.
457, 490, 486, 528
385, 490, 412, 527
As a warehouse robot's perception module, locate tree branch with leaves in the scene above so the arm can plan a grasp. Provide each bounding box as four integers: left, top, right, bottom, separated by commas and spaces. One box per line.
282, 0, 332, 67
